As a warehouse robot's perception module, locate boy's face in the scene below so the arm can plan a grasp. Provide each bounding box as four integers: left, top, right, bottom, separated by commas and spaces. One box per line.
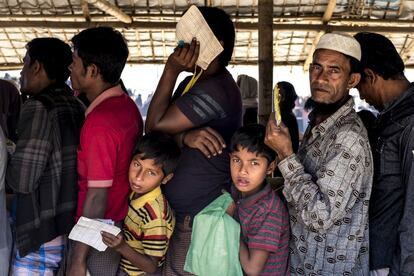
230, 147, 275, 197
129, 154, 173, 197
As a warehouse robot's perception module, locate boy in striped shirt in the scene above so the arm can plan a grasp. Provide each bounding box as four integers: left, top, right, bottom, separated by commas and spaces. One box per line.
229, 124, 290, 275
101, 132, 180, 275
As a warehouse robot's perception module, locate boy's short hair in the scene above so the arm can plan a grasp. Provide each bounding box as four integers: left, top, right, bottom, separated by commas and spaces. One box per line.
71, 27, 129, 85
26, 38, 72, 83
230, 124, 276, 163
133, 131, 181, 176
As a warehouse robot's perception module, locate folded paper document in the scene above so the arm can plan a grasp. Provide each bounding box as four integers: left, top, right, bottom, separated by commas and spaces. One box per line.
69, 216, 121, 251
176, 5, 224, 70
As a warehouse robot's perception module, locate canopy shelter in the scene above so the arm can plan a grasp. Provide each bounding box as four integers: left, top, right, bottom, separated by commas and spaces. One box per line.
1, 0, 413, 122
0, 0, 413, 70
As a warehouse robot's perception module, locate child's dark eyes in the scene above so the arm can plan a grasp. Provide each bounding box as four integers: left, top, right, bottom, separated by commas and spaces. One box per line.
231, 158, 240, 163
147, 170, 157, 176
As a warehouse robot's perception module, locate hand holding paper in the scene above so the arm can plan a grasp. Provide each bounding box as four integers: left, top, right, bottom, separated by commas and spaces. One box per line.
69, 216, 121, 251
175, 5, 223, 70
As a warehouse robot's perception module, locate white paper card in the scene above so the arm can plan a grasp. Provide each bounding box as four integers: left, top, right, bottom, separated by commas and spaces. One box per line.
68, 216, 121, 251
176, 5, 224, 70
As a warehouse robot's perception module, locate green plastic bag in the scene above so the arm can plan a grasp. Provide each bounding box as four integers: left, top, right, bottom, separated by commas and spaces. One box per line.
184, 193, 243, 276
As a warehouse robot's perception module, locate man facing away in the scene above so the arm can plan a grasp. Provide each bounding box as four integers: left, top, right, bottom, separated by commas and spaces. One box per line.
355, 32, 414, 276
67, 27, 143, 276
265, 33, 373, 275
6, 37, 85, 275
0, 79, 21, 143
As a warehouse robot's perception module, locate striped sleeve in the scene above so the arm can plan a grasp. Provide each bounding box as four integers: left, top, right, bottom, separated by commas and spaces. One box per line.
141, 218, 172, 257
174, 86, 226, 126
246, 199, 289, 253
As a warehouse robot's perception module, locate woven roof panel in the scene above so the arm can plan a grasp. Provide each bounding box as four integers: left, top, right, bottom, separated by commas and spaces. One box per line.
0, 0, 413, 69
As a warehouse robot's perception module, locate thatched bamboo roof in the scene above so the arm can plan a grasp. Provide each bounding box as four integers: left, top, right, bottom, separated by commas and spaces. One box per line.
0, 0, 413, 70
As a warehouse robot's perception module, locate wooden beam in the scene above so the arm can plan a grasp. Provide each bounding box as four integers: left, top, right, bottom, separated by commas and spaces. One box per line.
322, 0, 336, 23
303, 0, 336, 71
1, 20, 414, 33
398, 0, 405, 17
0, 14, 413, 27
1, 59, 414, 70
81, 0, 91, 22
0, 14, 413, 25
303, 31, 323, 71
258, 0, 273, 125
87, 0, 132, 24
401, 36, 414, 63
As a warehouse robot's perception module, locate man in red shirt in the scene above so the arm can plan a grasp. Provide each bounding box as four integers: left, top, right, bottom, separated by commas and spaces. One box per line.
67, 27, 143, 276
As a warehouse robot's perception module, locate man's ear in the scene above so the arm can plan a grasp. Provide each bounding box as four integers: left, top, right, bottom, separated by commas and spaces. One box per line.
87, 64, 100, 79
266, 160, 276, 175
348, 72, 361, 89
161, 173, 174, 185
363, 68, 377, 86
31, 60, 42, 75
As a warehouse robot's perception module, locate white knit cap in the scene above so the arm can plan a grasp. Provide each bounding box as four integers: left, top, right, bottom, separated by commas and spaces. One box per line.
315, 33, 361, 61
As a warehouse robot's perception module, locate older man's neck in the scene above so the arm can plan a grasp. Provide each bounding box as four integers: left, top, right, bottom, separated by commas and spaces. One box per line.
310, 96, 350, 126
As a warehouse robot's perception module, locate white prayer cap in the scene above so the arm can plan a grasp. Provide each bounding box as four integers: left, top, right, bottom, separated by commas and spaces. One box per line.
315, 33, 361, 61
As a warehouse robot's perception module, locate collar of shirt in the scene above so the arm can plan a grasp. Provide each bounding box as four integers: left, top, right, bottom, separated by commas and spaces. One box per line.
130, 186, 162, 209
85, 84, 124, 117
306, 97, 355, 140
381, 82, 414, 115
234, 182, 271, 208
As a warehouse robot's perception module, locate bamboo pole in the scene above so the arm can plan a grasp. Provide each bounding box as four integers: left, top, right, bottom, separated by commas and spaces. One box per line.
257, 0, 273, 125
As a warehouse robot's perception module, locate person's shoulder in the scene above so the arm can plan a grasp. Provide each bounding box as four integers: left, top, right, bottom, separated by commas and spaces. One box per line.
266, 190, 289, 216
252, 189, 287, 215
22, 97, 48, 113
107, 94, 139, 117
331, 113, 369, 150
139, 192, 170, 221
197, 70, 238, 92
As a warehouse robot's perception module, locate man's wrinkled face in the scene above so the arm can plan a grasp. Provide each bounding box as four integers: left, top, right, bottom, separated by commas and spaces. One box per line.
309, 49, 356, 105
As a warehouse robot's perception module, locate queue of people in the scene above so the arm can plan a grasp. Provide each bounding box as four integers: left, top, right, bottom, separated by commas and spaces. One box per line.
0, 5, 413, 276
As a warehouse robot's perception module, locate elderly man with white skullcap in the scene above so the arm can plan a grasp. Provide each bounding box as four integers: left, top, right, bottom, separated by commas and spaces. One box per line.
265, 33, 373, 275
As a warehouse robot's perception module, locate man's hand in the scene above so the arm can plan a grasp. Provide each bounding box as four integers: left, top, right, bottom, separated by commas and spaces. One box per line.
165, 38, 200, 75
101, 231, 125, 252
183, 127, 226, 158
265, 113, 294, 161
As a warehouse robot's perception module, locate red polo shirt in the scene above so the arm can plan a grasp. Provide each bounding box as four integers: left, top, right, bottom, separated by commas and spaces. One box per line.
76, 85, 143, 222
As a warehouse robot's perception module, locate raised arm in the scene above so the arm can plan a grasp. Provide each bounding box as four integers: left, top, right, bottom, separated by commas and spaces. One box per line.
266, 115, 372, 230
145, 39, 199, 135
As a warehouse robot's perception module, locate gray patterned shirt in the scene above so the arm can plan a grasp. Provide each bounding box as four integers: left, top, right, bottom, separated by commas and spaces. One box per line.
279, 98, 373, 275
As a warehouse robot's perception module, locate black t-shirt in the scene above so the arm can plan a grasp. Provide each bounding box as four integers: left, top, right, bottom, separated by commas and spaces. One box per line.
163, 69, 242, 222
